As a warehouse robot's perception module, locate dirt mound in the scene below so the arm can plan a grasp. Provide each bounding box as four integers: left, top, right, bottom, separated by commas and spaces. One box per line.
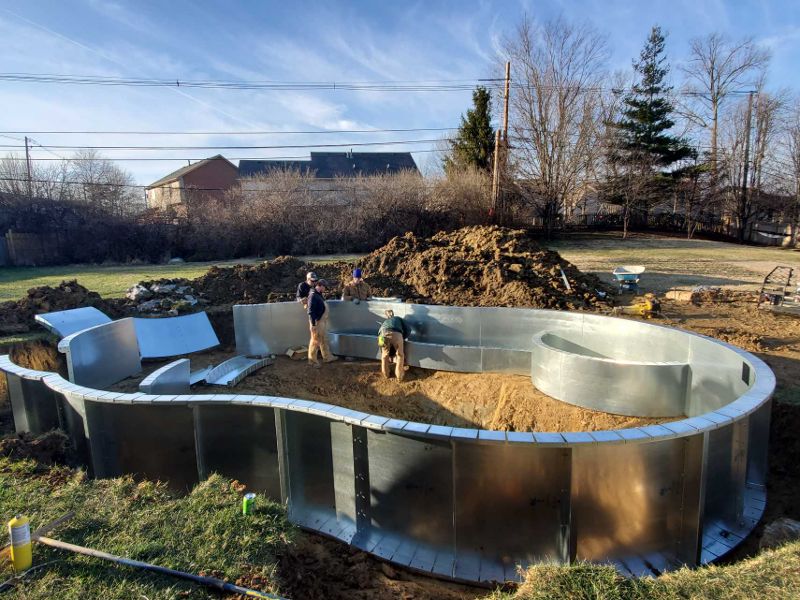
193, 256, 338, 305
0, 280, 121, 335
355, 226, 609, 309
0, 430, 69, 465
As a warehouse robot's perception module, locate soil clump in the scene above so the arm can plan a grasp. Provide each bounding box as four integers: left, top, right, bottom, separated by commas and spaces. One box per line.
0, 280, 122, 336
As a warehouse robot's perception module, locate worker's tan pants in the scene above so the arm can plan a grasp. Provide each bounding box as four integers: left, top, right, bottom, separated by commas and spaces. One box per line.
308, 313, 332, 363
380, 332, 405, 381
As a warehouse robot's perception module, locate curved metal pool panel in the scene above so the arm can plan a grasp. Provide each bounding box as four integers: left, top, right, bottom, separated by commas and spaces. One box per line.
1, 301, 775, 583
530, 331, 691, 417
34, 306, 112, 338
133, 312, 220, 359
139, 359, 191, 394
57, 317, 141, 388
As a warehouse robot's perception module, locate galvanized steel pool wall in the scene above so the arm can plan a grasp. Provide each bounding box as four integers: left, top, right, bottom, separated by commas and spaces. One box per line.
1, 301, 775, 583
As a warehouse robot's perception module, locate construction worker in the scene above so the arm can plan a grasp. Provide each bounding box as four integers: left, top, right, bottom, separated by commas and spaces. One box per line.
378, 309, 409, 381
307, 279, 338, 367
296, 271, 318, 308
342, 268, 372, 303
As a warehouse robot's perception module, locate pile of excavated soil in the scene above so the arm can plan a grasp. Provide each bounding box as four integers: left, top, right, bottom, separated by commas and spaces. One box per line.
0, 280, 122, 335
133, 256, 345, 307
113, 354, 668, 432
352, 226, 611, 309
127, 226, 609, 310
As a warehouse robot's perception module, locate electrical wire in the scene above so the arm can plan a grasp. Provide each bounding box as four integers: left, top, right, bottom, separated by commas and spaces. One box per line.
0, 127, 458, 136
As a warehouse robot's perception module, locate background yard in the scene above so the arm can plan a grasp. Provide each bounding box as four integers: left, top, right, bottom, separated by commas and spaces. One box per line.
0, 234, 796, 303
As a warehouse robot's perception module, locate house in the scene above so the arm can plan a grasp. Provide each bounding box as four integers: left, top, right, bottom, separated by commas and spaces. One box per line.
238, 151, 419, 179
145, 155, 238, 211
238, 151, 420, 207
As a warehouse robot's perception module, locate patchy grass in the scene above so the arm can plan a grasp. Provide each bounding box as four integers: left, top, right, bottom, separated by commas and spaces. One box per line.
484, 543, 800, 600
548, 232, 800, 293
0, 458, 291, 598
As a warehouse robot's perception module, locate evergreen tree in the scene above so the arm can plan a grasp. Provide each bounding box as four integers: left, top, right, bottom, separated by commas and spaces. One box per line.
604, 26, 695, 236
615, 26, 693, 168
444, 86, 495, 174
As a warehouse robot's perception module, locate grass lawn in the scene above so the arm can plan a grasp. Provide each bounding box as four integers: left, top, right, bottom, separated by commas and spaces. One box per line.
0, 254, 364, 303
0, 457, 290, 599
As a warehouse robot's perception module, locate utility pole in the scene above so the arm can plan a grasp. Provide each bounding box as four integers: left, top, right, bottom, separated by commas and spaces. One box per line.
502, 61, 510, 142
739, 91, 754, 243
491, 129, 501, 221
24, 136, 32, 200
493, 61, 511, 224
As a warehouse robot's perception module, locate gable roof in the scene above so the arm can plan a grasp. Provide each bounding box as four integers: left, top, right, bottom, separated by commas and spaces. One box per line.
238, 151, 419, 179
146, 154, 237, 189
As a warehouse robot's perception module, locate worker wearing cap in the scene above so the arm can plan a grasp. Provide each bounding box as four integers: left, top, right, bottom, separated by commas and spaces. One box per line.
378, 309, 410, 381
297, 271, 318, 308
308, 279, 338, 367
342, 268, 372, 303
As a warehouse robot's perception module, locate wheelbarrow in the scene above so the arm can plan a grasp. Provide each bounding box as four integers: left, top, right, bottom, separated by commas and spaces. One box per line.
612, 265, 645, 293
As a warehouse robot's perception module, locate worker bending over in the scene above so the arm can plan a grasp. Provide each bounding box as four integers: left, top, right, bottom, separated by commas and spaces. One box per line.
307, 279, 338, 367
378, 309, 409, 381
342, 268, 371, 303
296, 271, 318, 308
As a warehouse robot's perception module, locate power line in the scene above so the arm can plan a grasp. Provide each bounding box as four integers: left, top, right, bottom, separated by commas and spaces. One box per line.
0, 72, 501, 91
0, 127, 458, 136
1, 147, 450, 162
0, 138, 446, 151
0, 72, 757, 97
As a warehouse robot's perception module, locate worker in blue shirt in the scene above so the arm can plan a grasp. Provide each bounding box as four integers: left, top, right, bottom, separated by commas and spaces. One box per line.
378, 309, 410, 381
307, 279, 338, 367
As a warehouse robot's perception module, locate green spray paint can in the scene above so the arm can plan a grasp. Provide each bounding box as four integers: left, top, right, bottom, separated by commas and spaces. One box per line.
242, 493, 256, 515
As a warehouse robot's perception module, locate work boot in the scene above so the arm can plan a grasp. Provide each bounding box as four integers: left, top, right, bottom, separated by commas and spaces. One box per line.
323, 355, 339, 363
308, 360, 321, 369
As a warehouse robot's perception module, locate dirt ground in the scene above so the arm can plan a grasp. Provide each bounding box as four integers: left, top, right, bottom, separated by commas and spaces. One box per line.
113, 353, 666, 433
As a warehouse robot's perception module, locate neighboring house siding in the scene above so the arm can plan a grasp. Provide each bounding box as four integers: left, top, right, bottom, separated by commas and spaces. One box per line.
182, 161, 238, 201
146, 156, 238, 211
146, 180, 184, 211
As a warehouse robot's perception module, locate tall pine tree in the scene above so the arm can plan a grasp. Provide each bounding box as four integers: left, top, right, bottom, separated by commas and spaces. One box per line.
444, 86, 494, 174
606, 26, 694, 235
616, 26, 692, 166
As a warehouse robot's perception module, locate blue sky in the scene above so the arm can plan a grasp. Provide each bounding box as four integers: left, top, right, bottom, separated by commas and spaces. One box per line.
1, 0, 798, 185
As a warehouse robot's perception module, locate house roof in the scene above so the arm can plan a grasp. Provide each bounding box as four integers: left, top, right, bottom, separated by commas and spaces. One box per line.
238, 151, 419, 179
146, 154, 237, 189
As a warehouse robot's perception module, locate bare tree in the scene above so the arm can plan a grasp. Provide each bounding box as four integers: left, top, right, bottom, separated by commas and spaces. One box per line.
501, 16, 608, 237
680, 33, 770, 191
68, 149, 144, 217
787, 100, 800, 246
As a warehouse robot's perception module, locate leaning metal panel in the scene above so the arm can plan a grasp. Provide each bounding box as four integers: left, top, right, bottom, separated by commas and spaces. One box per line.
133, 312, 219, 359
139, 359, 191, 394
58, 318, 141, 388
34, 306, 112, 338
0, 301, 777, 585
